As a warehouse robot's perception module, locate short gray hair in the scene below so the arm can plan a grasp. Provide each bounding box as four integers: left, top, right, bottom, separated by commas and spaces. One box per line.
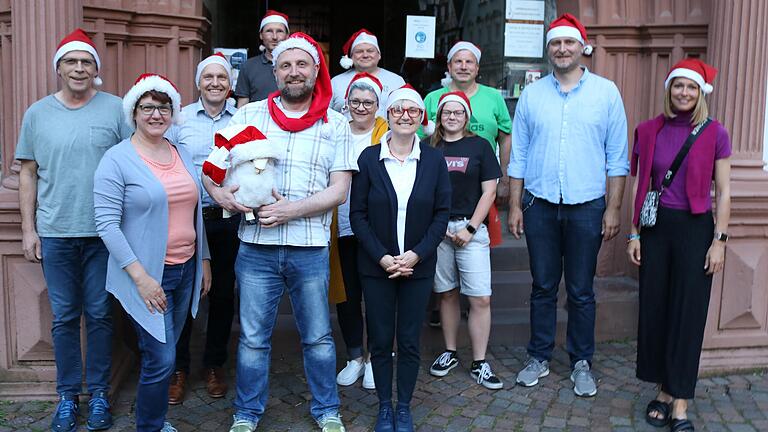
347, 81, 379, 103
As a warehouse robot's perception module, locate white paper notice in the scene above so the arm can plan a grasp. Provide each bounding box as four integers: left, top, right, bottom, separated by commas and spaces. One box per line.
504, 23, 544, 58
506, 0, 545, 20
405, 15, 436, 59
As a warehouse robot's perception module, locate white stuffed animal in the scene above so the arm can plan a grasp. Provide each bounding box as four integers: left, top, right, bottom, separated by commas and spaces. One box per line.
203, 124, 281, 223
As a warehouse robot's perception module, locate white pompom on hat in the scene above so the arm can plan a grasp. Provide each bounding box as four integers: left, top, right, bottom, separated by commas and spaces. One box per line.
546, 13, 593, 55
53, 28, 103, 86
122, 73, 182, 128
340, 29, 380, 69
664, 58, 718, 94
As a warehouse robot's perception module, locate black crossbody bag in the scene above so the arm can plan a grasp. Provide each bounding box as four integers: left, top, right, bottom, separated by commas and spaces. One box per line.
639, 118, 712, 228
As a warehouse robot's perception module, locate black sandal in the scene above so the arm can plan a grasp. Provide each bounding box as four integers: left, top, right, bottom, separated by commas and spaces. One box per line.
645, 400, 671, 427
670, 418, 695, 432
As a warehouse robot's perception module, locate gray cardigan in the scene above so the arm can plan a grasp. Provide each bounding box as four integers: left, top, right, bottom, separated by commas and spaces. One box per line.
94, 138, 210, 343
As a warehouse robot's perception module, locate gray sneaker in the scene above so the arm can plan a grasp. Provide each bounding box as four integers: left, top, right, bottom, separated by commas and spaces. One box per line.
229, 417, 258, 432
571, 360, 597, 397
516, 357, 549, 387
316, 413, 346, 432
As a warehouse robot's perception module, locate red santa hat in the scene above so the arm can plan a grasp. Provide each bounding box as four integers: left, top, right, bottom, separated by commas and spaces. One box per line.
340, 29, 380, 69
345, 72, 383, 101
122, 73, 182, 127
386, 84, 434, 134
664, 58, 718, 94
203, 124, 280, 186
260, 10, 289, 32
437, 91, 472, 119
53, 28, 103, 86
195, 52, 232, 86
546, 13, 593, 55
267, 33, 333, 132
447, 41, 482, 63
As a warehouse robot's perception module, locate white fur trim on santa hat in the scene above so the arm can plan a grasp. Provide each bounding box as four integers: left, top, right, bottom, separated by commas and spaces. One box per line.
122, 75, 182, 128
53, 41, 103, 86
195, 55, 232, 86
437, 94, 472, 118
386, 86, 428, 126
347, 77, 382, 101
547, 26, 593, 55
447, 42, 481, 63
351, 33, 379, 53
272, 37, 320, 65
229, 139, 282, 167
664, 68, 714, 94
260, 15, 289, 32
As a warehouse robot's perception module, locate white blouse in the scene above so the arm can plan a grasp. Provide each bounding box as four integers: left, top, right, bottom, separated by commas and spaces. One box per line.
378, 131, 420, 255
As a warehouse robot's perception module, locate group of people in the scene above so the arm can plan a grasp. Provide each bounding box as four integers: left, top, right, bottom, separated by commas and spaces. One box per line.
17, 8, 730, 432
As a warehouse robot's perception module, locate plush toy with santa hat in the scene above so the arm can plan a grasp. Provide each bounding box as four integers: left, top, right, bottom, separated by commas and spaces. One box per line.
202, 124, 281, 223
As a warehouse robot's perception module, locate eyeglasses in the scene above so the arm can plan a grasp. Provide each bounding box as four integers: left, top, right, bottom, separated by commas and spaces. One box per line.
441, 109, 466, 118
389, 106, 423, 118
137, 103, 172, 116
59, 57, 95, 68
349, 99, 376, 110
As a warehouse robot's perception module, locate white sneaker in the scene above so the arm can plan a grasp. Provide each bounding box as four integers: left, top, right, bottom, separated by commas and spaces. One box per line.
336, 359, 365, 386
362, 361, 375, 389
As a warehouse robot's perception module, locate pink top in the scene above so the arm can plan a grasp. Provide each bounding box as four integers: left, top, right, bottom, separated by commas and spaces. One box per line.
140, 143, 198, 264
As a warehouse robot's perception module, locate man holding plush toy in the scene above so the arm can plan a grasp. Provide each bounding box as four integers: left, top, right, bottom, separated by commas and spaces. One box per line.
203, 33, 357, 432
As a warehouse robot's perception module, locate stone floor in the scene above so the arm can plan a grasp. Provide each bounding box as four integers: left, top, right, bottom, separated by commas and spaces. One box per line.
1, 315, 767, 431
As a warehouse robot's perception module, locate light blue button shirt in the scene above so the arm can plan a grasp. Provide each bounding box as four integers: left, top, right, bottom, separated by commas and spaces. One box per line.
166, 98, 237, 207
508, 67, 629, 204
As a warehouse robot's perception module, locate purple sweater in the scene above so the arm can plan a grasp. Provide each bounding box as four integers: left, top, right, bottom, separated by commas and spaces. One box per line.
631, 112, 731, 226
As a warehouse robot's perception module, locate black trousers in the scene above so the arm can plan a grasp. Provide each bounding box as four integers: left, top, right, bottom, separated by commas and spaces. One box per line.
636, 207, 714, 399
335, 236, 365, 360
176, 214, 240, 372
362, 275, 432, 405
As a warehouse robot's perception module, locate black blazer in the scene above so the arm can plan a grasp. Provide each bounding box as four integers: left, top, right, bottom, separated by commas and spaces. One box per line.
350, 141, 451, 279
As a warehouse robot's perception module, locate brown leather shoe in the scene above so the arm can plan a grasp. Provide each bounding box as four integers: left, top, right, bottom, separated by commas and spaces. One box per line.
204, 367, 228, 398
168, 370, 187, 405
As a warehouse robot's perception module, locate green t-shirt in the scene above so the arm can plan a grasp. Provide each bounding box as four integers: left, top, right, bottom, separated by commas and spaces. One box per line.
419, 84, 512, 152
15, 92, 131, 237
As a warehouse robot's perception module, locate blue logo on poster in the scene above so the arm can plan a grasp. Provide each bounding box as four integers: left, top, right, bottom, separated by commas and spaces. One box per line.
415, 32, 427, 43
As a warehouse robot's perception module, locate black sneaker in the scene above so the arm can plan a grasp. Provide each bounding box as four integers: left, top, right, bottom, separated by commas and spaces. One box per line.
470, 361, 503, 390
429, 351, 458, 377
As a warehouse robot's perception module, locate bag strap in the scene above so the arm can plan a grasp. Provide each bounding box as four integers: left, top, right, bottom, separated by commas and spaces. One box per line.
661, 118, 712, 190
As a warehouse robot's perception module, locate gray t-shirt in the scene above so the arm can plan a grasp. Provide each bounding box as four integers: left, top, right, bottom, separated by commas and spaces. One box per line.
15, 91, 130, 237
234, 53, 278, 103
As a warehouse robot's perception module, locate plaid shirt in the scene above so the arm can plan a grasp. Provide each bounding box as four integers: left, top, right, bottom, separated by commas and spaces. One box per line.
228, 98, 357, 246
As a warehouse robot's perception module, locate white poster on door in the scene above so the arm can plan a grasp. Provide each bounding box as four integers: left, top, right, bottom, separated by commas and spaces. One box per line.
405, 15, 436, 59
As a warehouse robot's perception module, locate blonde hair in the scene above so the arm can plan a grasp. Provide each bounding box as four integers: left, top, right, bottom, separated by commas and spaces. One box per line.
430, 104, 475, 147
664, 78, 709, 125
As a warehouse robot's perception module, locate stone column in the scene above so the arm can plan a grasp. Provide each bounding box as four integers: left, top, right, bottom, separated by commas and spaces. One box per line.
0, 0, 82, 399
700, 0, 768, 371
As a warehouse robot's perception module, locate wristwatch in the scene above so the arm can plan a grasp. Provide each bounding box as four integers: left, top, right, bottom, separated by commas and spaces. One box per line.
466, 224, 477, 234
714, 232, 728, 242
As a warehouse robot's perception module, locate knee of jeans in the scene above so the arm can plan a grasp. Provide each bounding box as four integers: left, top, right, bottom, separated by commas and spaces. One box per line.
51, 304, 83, 328
83, 303, 112, 324
567, 290, 596, 307
141, 346, 176, 382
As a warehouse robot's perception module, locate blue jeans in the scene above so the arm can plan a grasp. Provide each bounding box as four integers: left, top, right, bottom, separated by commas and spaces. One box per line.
128, 258, 194, 432
233, 243, 339, 424
522, 191, 604, 366
40, 237, 111, 396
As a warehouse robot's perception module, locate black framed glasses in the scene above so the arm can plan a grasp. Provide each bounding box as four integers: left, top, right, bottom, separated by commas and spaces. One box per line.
138, 104, 172, 116
349, 99, 376, 110
441, 109, 466, 118
389, 106, 423, 118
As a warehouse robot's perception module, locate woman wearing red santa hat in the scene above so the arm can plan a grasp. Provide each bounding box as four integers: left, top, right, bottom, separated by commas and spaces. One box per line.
94, 74, 212, 432
349, 84, 450, 432
628, 59, 731, 432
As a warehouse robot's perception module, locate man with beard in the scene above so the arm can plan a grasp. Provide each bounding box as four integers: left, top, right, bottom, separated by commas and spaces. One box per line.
235, 10, 289, 106
507, 14, 629, 397
205, 33, 356, 432
165, 53, 239, 404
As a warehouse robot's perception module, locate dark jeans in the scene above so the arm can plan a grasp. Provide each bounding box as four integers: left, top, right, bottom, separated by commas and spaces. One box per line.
636, 207, 714, 399
361, 276, 432, 405
176, 214, 240, 372
335, 236, 365, 360
129, 258, 194, 432
40, 237, 111, 396
522, 191, 604, 366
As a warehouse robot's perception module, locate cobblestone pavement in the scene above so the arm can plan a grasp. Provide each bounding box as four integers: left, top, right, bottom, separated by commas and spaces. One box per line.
2, 316, 767, 431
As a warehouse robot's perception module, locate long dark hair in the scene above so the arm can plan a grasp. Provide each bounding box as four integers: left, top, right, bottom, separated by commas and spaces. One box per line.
429, 103, 474, 148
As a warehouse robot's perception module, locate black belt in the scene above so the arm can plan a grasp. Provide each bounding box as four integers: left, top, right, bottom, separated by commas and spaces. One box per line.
449, 216, 470, 221
202, 206, 224, 221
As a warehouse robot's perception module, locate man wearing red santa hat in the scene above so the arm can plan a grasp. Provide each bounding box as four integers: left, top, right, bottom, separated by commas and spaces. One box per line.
508, 13, 629, 397
235, 10, 290, 107
330, 28, 405, 118
16, 28, 130, 432
164, 52, 239, 404
204, 32, 356, 432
